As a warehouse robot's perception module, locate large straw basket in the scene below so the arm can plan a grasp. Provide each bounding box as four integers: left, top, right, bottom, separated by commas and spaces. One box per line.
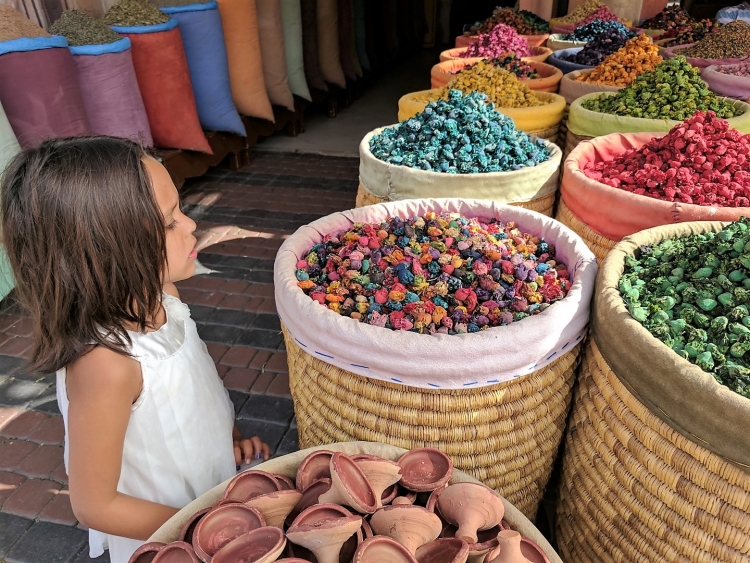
557, 223, 750, 562
275, 198, 598, 519
555, 198, 615, 262
149, 441, 563, 563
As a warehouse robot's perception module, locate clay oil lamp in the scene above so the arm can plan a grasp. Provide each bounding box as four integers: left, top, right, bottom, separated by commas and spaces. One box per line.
287, 514, 363, 563
353, 536, 418, 563
369, 505, 442, 556
246, 489, 303, 528
179, 508, 210, 545
288, 503, 363, 562
273, 474, 296, 490
128, 542, 165, 563
192, 504, 265, 562
519, 536, 551, 563
438, 483, 504, 544
318, 453, 378, 514
352, 457, 401, 508
296, 450, 334, 491
361, 516, 374, 539
222, 470, 280, 502
416, 538, 470, 563
211, 526, 286, 563
275, 559, 310, 562
286, 478, 333, 526
151, 542, 200, 563
485, 530, 543, 563
392, 490, 417, 506
350, 454, 399, 505
425, 484, 449, 514
443, 523, 502, 563
397, 448, 453, 492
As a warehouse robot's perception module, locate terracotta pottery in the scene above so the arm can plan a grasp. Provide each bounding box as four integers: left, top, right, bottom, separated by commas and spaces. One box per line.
212, 498, 244, 508
353, 457, 401, 508
425, 484, 448, 514
211, 526, 286, 563
369, 505, 442, 556
318, 453, 378, 514
520, 538, 551, 563
276, 559, 310, 562
178, 508, 209, 545
443, 524, 502, 563
397, 448, 453, 492
296, 449, 334, 491
485, 530, 535, 563
287, 514, 363, 563
193, 504, 266, 562
129, 542, 165, 563
416, 538, 470, 563
352, 536, 418, 563
289, 503, 363, 563
392, 489, 417, 506
286, 478, 333, 527
246, 489, 303, 528
361, 517, 374, 539
438, 483, 504, 544
382, 484, 398, 504
223, 470, 280, 502
274, 474, 296, 490
152, 542, 200, 563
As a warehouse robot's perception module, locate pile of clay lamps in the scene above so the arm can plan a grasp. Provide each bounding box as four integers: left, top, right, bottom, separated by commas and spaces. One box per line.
128, 448, 550, 563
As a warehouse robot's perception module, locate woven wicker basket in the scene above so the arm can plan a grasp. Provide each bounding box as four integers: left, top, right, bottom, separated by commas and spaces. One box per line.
564, 129, 592, 161
555, 198, 615, 262
557, 339, 750, 563
285, 324, 581, 519
355, 183, 558, 217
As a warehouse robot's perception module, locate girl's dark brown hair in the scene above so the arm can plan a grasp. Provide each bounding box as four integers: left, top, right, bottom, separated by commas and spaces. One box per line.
1, 136, 168, 373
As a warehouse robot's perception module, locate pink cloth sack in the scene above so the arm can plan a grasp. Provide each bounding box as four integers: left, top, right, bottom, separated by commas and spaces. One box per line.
702, 64, 750, 100
561, 131, 750, 241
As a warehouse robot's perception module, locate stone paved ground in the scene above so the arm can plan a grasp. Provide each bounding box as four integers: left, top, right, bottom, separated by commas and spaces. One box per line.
0, 151, 359, 563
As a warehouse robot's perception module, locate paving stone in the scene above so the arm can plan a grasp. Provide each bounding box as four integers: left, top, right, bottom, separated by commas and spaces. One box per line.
204, 343, 229, 364
50, 462, 69, 484
264, 352, 288, 374
198, 324, 244, 346
249, 372, 275, 394
0, 470, 26, 507
38, 488, 77, 526
0, 513, 32, 558
72, 548, 110, 562
6, 520, 87, 563
0, 337, 31, 357
17, 444, 64, 478
227, 389, 249, 416
31, 395, 61, 415
0, 439, 38, 470
223, 368, 260, 392
276, 428, 299, 456
219, 346, 257, 368
0, 355, 25, 377
0, 378, 47, 407
0, 410, 48, 439
235, 329, 283, 351
234, 420, 287, 455
266, 374, 291, 398
3, 478, 62, 519
246, 313, 281, 332
210, 308, 255, 328
185, 304, 214, 323
239, 394, 295, 425
27, 415, 65, 445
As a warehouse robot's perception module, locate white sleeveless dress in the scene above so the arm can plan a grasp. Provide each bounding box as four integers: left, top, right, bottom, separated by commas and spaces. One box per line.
56, 293, 236, 562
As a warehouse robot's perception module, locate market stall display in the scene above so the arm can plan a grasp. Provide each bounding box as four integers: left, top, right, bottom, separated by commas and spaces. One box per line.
278, 0, 311, 102
146, 443, 563, 563
558, 220, 750, 563
299, 0, 326, 92
440, 46, 552, 64
275, 198, 597, 518
256, 0, 295, 112
546, 47, 592, 74
703, 61, 750, 99
317, 0, 345, 88
662, 20, 750, 69
104, 0, 210, 153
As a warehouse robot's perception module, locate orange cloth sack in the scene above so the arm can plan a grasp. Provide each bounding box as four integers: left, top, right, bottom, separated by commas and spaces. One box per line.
217, 0, 274, 121
561, 132, 750, 242
257, 0, 295, 111
316, 0, 345, 87
111, 21, 210, 153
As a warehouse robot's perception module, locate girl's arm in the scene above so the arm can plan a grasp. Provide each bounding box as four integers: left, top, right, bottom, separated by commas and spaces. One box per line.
66, 347, 178, 540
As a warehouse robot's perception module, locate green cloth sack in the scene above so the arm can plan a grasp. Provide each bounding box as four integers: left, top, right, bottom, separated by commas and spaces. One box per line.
567, 91, 750, 137
280, 0, 312, 101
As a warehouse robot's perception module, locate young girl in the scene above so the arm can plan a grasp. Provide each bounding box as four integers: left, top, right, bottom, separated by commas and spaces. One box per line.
1, 137, 270, 562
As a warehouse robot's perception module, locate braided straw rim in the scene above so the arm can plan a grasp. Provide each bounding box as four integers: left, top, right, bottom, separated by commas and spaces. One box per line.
555, 198, 616, 262
284, 325, 580, 519
557, 339, 750, 563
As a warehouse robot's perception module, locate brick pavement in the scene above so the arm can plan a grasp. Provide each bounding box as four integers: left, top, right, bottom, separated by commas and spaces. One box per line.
0, 151, 359, 563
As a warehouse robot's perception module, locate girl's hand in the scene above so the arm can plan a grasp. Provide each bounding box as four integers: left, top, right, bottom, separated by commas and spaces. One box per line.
233, 425, 271, 465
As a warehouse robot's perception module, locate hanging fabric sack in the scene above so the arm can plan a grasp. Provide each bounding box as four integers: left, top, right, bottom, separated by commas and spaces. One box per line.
158, 2, 245, 136
110, 19, 211, 153
256, 0, 295, 111
317, 0, 345, 88
353, 0, 369, 71
299, 0, 327, 91
280, 0, 312, 101
0, 36, 89, 148
68, 37, 153, 145
337, 0, 356, 81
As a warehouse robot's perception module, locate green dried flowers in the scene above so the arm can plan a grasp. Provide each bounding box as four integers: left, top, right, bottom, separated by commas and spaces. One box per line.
582, 56, 740, 121
620, 218, 750, 398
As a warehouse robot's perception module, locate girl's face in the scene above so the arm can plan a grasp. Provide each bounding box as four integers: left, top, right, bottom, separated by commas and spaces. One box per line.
144, 158, 198, 284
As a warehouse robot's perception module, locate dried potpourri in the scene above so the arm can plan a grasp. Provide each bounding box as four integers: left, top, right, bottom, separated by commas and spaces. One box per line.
620, 217, 750, 398
554, 0, 604, 25
581, 56, 741, 120
50, 10, 121, 46
372, 90, 550, 173
463, 23, 531, 58
583, 112, 750, 206
565, 20, 636, 43
716, 61, 750, 77
296, 213, 571, 334
575, 35, 662, 87
657, 19, 721, 47
575, 6, 622, 27
439, 65, 546, 109
678, 20, 750, 60
562, 30, 632, 67
640, 5, 695, 31
465, 55, 539, 79
481, 9, 550, 35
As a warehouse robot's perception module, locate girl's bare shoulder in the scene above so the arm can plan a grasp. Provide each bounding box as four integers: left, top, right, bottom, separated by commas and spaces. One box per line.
66, 346, 142, 404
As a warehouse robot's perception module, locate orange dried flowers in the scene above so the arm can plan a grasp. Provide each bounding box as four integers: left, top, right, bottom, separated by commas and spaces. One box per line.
575, 35, 662, 87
